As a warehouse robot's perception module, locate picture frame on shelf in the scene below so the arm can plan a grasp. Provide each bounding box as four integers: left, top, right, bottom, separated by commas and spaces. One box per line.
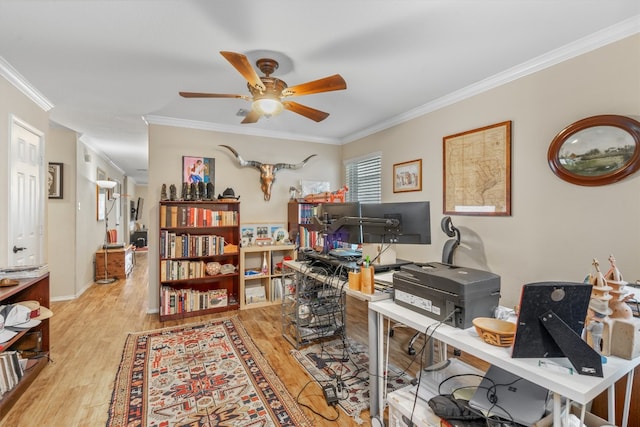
96, 168, 106, 221
443, 121, 512, 216
270, 224, 289, 243
48, 162, 63, 199
182, 156, 215, 185
241, 225, 256, 247
393, 159, 422, 193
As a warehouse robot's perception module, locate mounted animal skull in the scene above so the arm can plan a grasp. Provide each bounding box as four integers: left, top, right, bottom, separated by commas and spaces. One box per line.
220, 145, 317, 201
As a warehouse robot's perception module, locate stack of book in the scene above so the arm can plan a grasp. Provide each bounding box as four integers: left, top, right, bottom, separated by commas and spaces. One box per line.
0, 351, 23, 397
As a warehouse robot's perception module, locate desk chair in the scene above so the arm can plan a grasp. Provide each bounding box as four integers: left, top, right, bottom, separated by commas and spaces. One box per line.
399, 216, 461, 355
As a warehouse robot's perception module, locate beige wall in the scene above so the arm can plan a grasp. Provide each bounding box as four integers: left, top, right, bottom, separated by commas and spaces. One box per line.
47, 127, 77, 298
343, 34, 640, 307
147, 125, 342, 310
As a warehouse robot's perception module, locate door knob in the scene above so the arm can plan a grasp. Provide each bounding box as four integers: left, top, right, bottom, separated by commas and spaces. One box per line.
13, 246, 26, 253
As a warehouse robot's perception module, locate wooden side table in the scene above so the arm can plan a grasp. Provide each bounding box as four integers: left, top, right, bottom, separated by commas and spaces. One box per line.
95, 244, 134, 281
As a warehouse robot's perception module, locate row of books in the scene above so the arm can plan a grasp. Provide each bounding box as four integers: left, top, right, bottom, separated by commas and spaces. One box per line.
0, 351, 23, 398
298, 204, 319, 224
160, 205, 238, 228
160, 286, 228, 315
160, 231, 226, 259
160, 259, 232, 281
297, 226, 322, 249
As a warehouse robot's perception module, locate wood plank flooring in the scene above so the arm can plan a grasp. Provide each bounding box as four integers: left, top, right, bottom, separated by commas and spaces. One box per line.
3, 252, 456, 427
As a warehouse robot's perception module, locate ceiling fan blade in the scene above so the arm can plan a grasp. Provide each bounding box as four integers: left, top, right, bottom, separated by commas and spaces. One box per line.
179, 91, 250, 100
282, 74, 346, 97
241, 109, 262, 124
220, 51, 266, 91
282, 101, 330, 122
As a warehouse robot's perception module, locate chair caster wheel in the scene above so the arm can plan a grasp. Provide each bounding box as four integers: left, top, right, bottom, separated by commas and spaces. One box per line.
389, 329, 394, 337
407, 347, 416, 356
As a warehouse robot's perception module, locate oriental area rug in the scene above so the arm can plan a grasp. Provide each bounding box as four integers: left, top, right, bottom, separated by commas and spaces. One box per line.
107, 317, 313, 427
291, 337, 413, 424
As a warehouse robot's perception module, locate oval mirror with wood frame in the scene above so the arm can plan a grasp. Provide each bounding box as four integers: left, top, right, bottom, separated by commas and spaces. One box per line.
548, 115, 640, 186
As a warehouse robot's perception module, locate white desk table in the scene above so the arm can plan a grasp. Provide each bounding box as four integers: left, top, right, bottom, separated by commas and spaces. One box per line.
284, 260, 393, 302
368, 299, 639, 427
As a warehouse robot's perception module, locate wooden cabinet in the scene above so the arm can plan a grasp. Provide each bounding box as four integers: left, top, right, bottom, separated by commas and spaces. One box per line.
0, 273, 50, 419
239, 245, 296, 309
287, 201, 320, 249
158, 200, 240, 321
95, 244, 134, 280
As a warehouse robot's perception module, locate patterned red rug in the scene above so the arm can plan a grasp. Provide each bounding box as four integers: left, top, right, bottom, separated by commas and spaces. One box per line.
107, 317, 313, 427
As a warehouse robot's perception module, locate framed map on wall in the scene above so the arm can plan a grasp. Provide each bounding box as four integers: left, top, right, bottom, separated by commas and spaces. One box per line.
443, 121, 512, 216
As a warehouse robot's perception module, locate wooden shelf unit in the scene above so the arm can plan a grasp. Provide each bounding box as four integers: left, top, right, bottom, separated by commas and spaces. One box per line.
0, 273, 50, 419
239, 244, 296, 309
158, 200, 240, 321
287, 201, 320, 250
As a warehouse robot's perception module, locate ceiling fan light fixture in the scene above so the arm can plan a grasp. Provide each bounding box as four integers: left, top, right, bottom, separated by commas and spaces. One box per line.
252, 97, 283, 116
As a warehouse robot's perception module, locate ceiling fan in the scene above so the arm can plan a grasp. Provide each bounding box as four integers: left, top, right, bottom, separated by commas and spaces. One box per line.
179, 51, 347, 123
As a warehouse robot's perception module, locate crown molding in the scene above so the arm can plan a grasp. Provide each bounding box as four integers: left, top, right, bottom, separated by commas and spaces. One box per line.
343, 15, 640, 144
0, 56, 53, 111
143, 114, 341, 145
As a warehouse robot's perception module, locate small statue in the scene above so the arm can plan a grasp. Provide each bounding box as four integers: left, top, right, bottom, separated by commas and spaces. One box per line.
189, 183, 197, 201
206, 183, 215, 200
160, 184, 169, 201
585, 298, 612, 360
197, 182, 205, 200
169, 184, 177, 201
181, 182, 188, 201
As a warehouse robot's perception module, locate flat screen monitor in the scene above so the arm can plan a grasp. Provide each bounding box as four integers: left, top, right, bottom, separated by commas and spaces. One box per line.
318, 202, 362, 244
511, 281, 602, 377
360, 201, 431, 244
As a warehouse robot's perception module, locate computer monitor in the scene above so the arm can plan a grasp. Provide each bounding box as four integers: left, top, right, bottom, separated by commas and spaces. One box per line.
511, 281, 602, 377
317, 202, 362, 245
360, 201, 431, 244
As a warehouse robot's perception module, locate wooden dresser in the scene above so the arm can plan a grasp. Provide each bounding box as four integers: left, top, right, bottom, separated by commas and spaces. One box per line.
95, 244, 134, 280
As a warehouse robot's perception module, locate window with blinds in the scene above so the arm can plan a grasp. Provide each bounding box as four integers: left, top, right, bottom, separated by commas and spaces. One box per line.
344, 153, 382, 203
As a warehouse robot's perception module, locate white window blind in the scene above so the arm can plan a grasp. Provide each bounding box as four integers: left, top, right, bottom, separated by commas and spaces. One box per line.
344, 153, 381, 203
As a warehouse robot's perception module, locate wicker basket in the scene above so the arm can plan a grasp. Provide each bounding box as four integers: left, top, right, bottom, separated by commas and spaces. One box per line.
472, 317, 516, 347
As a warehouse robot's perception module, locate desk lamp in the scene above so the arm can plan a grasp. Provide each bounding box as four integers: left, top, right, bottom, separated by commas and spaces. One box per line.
96, 180, 118, 284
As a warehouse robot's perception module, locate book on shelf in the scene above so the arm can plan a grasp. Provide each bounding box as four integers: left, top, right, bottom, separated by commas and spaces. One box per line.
161, 286, 228, 315
160, 205, 238, 228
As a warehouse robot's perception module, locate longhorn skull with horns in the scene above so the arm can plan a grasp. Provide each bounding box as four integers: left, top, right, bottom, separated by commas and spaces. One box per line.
220, 145, 317, 201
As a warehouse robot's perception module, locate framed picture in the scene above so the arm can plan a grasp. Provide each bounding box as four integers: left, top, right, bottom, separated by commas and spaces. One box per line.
393, 159, 422, 193
182, 156, 215, 185
443, 121, 512, 216
96, 168, 107, 221
48, 162, 63, 199
97, 191, 106, 221
270, 224, 289, 243
241, 225, 257, 247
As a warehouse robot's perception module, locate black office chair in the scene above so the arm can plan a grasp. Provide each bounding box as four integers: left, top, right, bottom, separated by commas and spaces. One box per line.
403, 216, 461, 355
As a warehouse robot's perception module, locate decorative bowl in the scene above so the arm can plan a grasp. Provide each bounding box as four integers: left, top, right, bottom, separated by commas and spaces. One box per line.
472, 317, 516, 347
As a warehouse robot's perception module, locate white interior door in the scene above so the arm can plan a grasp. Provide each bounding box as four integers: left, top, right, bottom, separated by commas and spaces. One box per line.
9, 116, 44, 266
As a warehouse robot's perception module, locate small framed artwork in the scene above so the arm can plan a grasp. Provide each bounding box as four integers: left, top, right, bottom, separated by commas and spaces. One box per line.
48, 162, 63, 199
183, 156, 215, 185
443, 121, 511, 216
96, 168, 107, 221
270, 224, 289, 243
393, 159, 422, 193
241, 225, 256, 247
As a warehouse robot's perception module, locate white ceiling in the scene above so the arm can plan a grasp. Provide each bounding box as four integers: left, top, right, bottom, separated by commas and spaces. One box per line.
0, 1, 638, 185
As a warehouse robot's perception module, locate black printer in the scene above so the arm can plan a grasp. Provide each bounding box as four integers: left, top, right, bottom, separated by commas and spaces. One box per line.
393, 262, 500, 329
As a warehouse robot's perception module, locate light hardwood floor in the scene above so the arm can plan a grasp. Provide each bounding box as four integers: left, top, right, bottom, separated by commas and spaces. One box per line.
3, 252, 448, 427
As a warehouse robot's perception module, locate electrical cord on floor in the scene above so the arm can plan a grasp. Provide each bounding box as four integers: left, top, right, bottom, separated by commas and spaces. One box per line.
295, 379, 341, 422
